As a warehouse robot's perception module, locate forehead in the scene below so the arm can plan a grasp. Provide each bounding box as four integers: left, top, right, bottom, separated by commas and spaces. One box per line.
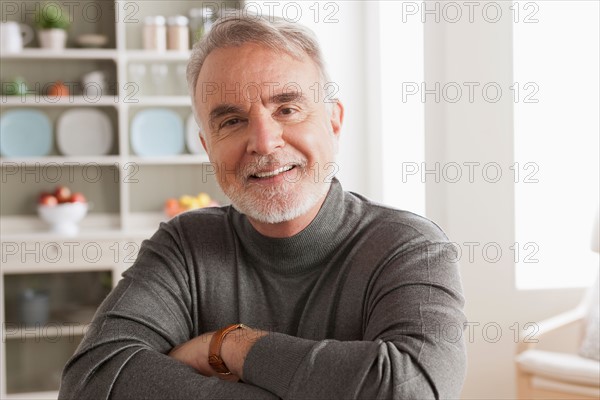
195, 43, 321, 107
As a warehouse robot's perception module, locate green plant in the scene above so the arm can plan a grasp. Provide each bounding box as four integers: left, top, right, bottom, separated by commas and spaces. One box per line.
35, 3, 71, 30
2, 77, 28, 96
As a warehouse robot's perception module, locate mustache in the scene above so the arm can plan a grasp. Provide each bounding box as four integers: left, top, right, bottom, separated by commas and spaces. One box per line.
240, 155, 307, 178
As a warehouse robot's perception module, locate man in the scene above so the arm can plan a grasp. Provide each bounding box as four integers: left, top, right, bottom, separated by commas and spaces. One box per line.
59, 14, 466, 400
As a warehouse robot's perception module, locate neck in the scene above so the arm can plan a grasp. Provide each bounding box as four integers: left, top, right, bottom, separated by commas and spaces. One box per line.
247, 194, 327, 238
230, 178, 357, 275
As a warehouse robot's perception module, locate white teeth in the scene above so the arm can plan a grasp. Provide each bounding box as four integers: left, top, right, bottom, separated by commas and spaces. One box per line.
254, 165, 294, 178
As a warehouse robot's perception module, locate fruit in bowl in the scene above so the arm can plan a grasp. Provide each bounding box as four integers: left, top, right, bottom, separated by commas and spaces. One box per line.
37, 186, 88, 236
164, 192, 219, 218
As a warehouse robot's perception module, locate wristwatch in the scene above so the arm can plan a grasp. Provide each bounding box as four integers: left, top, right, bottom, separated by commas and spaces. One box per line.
208, 323, 248, 375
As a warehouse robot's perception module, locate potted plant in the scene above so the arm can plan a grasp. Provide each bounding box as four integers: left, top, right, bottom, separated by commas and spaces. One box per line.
35, 3, 71, 50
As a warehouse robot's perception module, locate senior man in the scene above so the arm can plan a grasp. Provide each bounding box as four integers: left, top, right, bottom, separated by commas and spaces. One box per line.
59, 14, 466, 400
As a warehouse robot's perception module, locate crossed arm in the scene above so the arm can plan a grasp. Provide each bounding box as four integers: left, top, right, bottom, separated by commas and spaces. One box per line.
167, 325, 267, 381
59, 224, 467, 399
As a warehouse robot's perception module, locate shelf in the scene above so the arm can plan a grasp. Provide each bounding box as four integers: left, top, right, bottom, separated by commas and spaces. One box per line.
127, 154, 209, 164
1, 96, 119, 108
0, 228, 142, 243
1, 263, 123, 275
0, 214, 159, 247
131, 96, 192, 106
0, 155, 210, 167
1, 49, 118, 60
2, 390, 58, 400
125, 50, 191, 61
127, 211, 170, 234
0, 214, 121, 240
0, 156, 121, 166
0, 96, 190, 108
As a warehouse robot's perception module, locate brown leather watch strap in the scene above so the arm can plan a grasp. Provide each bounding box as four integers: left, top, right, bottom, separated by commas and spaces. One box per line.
208, 323, 247, 375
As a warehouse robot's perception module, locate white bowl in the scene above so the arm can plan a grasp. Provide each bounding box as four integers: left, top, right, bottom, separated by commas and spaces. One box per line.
38, 202, 88, 236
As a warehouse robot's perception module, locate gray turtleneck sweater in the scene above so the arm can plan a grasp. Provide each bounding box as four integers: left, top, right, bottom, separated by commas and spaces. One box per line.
59, 179, 466, 399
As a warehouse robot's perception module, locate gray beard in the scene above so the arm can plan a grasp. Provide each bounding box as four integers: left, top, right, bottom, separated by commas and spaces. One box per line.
223, 169, 330, 224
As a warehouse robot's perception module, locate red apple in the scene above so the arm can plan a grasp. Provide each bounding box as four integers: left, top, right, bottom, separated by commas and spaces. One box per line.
38, 191, 50, 202
69, 192, 86, 203
54, 186, 71, 203
39, 194, 58, 206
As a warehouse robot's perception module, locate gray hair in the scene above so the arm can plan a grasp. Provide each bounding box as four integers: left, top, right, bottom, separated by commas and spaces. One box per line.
186, 12, 331, 106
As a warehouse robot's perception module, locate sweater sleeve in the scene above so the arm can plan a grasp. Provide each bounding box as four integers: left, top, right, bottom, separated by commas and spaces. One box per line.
242, 240, 467, 400
58, 222, 278, 400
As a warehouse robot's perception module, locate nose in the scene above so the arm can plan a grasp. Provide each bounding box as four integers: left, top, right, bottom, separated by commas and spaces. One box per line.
246, 109, 285, 155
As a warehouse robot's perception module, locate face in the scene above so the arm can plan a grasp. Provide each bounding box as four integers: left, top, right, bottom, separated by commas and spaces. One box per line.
194, 43, 343, 225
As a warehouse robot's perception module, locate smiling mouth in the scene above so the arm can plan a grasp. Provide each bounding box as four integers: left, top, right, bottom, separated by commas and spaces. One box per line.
251, 164, 296, 179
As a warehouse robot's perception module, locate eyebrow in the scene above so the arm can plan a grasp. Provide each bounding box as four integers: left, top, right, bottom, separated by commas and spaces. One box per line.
271, 91, 307, 105
207, 91, 309, 127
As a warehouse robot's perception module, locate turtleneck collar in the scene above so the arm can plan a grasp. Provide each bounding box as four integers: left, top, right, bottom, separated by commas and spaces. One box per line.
229, 178, 360, 275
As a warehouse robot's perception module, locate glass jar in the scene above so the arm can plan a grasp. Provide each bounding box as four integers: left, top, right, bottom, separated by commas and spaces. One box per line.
167, 15, 190, 51
143, 16, 167, 51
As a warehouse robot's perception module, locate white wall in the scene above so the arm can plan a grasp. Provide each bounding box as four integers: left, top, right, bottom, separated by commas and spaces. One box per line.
422, 2, 586, 398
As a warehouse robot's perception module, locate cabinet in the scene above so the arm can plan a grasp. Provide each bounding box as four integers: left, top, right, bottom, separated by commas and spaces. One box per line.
0, 1, 241, 398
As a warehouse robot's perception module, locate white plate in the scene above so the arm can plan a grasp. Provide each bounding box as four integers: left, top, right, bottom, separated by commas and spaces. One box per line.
186, 113, 205, 155
57, 109, 113, 156
131, 108, 184, 157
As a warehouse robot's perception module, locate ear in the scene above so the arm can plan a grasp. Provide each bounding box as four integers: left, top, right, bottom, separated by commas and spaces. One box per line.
200, 133, 209, 153
330, 100, 344, 138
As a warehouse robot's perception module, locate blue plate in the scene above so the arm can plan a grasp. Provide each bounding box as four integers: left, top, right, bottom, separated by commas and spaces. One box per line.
0, 109, 52, 157
131, 109, 184, 156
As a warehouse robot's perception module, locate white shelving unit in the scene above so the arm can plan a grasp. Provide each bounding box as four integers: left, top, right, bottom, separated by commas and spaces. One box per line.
125, 50, 191, 61
0, 1, 237, 398
1, 49, 119, 60
1, 96, 120, 107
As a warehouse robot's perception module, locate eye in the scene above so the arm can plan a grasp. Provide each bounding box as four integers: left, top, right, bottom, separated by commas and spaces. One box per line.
220, 117, 242, 129
273, 106, 305, 124
276, 106, 302, 119
280, 107, 296, 115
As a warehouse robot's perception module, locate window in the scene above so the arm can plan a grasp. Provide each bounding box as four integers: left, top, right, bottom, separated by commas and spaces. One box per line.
378, 1, 426, 215
513, 1, 599, 289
